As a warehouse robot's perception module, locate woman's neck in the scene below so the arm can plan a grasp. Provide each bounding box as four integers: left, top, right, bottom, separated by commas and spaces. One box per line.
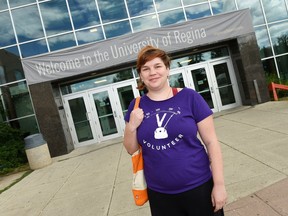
147, 86, 172, 101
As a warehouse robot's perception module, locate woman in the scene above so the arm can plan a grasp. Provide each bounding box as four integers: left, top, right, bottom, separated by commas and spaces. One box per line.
124, 45, 227, 216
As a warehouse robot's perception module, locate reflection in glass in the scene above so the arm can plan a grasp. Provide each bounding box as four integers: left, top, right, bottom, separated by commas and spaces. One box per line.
131, 14, 159, 32
213, 63, 235, 105
127, 0, 155, 17
68, 0, 100, 29
20, 39, 48, 58
8, 0, 35, 8
0, 12, 16, 47
262, 0, 288, 23
0, 0, 8, 10
104, 21, 131, 39
276, 55, 288, 80
93, 91, 117, 136
98, 0, 128, 23
159, 9, 185, 26
211, 0, 236, 15
117, 85, 135, 118
0, 49, 25, 84
262, 58, 278, 79
254, 26, 273, 58
236, 0, 265, 25
68, 98, 93, 142
5, 46, 19, 57
40, 0, 72, 36
191, 68, 214, 108
182, 0, 207, 5
48, 33, 76, 52
76, 27, 104, 45
9, 116, 39, 136
1, 81, 34, 121
171, 47, 229, 68
155, 0, 182, 11
169, 73, 185, 88
61, 69, 133, 94
185, 4, 211, 20
12, 6, 44, 42
269, 21, 288, 55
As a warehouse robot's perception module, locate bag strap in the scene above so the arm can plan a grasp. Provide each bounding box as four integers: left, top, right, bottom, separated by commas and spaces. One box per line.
134, 97, 141, 109
172, 87, 178, 96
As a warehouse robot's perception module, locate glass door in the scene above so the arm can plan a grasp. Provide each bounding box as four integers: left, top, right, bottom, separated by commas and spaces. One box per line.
63, 93, 98, 147
186, 64, 218, 111
209, 60, 241, 111
89, 88, 121, 141
113, 81, 139, 133
88, 80, 139, 141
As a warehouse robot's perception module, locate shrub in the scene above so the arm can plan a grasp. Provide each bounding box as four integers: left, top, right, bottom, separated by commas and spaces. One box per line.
0, 123, 28, 175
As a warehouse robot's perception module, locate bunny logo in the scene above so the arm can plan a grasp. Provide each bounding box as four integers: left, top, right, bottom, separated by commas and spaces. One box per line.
154, 113, 168, 139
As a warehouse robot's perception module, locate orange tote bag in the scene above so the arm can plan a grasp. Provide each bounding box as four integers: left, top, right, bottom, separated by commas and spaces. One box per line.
131, 97, 148, 206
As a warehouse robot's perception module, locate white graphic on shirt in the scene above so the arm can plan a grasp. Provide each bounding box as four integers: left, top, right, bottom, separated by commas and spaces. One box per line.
152, 108, 180, 140
143, 107, 182, 150
155, 113, 168, 139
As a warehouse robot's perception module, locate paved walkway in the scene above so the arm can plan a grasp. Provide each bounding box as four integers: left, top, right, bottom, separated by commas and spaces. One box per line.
0, 101, 287, 216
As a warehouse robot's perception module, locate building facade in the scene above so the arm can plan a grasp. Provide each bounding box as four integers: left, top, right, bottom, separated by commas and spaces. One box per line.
1, 0, 287, 156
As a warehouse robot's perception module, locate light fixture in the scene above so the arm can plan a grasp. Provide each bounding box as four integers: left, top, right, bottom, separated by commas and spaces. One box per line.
90, 28, 98, 33
94, 79, 107, 84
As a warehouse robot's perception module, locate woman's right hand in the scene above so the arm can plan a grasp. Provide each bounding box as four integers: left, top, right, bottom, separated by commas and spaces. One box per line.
127, 108, 144, 131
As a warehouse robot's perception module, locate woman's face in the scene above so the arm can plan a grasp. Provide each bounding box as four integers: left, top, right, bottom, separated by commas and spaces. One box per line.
139, 57, 169, 91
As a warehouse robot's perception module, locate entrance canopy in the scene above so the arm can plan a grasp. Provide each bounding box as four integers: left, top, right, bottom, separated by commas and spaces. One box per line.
21, 9, 254, 85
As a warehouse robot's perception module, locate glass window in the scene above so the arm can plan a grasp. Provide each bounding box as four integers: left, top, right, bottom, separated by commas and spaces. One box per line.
211, 0, 236, 15
20, 39, 48, 58
8, 0, 35, 8
159, 8, 185, 26
9, 115, 39, 136
68, 0, 100, 29
0, 0, 8, 10
0, 49, 25, 84
155, 0, 182, 11
48, 33, 76, 52
269, 21, 288, 55
236, 0, 265, 25
185, 3, 211, 20
61, 69, 133, 94
183, 0, 208, 5
131, 14, 159, 32
171, 47, 229, 68
127, 0, 155, 17
262, 0, 288, 23
0, 81, 34, 121
5, 46, 20, 57
276, 55, 288, 80
104, 20, 131, 39
12, 5, 44, 43
254, 26, 273, 58
40, 0, 72, 36
98, 0, 128, 23
76, 27, 104, 45
262, 58, 278, 81
0, 12, 16, 47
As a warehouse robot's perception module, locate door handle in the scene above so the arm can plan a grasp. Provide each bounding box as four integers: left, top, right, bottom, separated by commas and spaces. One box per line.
113, 111, 117, 117
210, 86, 214, 93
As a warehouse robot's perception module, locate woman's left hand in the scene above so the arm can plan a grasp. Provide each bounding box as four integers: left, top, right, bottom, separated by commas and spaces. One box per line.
211, 183, 227, 212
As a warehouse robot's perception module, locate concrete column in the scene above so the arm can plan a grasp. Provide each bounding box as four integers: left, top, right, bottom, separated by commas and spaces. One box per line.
237, 33, 270, 105
29, 82, 68, 157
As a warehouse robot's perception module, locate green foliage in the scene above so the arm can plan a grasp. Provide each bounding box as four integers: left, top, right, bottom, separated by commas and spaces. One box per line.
0, 123, 28, 175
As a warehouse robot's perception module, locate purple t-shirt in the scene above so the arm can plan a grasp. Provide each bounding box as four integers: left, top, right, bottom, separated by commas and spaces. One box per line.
125, 87, 213, 194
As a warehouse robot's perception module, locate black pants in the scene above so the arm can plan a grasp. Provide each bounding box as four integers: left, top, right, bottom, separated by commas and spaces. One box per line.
148, 178, 222, 216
